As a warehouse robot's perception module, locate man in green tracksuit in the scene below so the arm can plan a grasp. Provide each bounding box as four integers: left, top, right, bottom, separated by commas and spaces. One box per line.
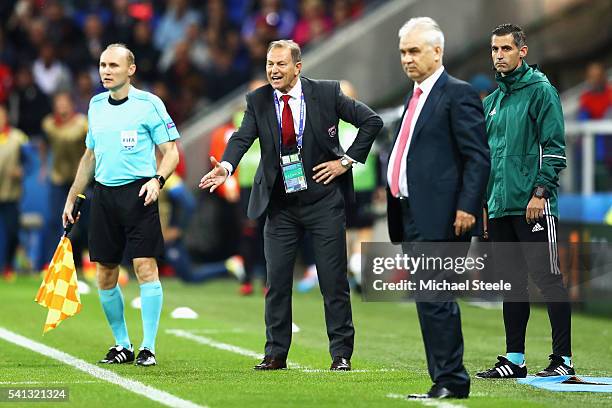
476, 24, 574, 379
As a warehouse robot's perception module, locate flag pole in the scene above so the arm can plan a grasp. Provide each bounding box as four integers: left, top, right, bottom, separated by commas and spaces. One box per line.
64, 194, 86, 237
35, 193, 86, 333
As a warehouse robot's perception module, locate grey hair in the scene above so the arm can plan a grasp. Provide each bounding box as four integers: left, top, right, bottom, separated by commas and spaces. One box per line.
267, 40, 302, 65
398, 17, 445, 51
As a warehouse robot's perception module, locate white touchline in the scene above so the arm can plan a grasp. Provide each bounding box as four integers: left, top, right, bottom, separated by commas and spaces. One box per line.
166, 329, 262, 359
188, 329, 245, 334
0, 327, 207, 408
0, 381, 99, 385
166, 329, 387, 373
166, 329, 309, 369
386, 393, 467, 408
300, 368, 397, 373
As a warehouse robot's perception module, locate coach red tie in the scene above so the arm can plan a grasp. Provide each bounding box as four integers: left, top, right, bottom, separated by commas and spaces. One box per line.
390, 87, 423, 197
280, 94, 296, 148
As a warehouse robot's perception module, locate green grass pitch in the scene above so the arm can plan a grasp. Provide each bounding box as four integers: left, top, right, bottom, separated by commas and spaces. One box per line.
1, 276, 611, 407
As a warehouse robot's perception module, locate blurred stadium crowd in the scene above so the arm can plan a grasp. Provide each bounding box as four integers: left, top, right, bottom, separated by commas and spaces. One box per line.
0, 0, 610, 295
0, 0, 371, 290
0, 0, 367, 131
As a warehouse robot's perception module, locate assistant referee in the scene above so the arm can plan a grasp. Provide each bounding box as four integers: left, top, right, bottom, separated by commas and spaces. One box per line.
63, 43, 180, 367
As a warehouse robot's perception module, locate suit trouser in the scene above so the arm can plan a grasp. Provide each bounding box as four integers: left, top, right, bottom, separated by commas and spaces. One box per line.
263, 189, 354, 359
0, 202, 19, 271
239, 187, 266, 284
400, 199, 470, 394
489, 215, 571, 357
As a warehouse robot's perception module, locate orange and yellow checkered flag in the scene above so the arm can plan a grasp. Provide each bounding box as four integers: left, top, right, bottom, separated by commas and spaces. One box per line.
35, 235, 82, 333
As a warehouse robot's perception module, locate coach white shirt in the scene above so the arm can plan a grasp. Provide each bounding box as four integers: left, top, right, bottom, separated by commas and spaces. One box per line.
221, 79, 305, 176
221, 77, 358, 175
387, 65, 445, 198
274, 77, 305, 137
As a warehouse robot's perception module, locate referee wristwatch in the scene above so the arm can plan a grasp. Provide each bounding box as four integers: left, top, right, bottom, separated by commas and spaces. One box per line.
153, 174, 166, 189
532, 185, 549, 199
340, 156, 353, 170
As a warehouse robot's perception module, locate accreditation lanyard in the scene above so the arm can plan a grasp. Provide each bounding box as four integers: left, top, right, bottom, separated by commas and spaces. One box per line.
274, 92, 307, 193
273, 92, 306, 156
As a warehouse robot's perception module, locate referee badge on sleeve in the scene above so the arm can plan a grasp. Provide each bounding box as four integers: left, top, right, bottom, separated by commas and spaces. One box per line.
120, 130, 138, 150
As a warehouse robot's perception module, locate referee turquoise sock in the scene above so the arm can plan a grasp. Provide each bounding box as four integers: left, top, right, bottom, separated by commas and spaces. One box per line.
98, 285, 131, 350
140, 281, 163, 354
506, 352, 525, 365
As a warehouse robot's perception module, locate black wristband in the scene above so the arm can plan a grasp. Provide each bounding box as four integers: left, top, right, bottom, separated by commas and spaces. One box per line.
153, 174, 165, 189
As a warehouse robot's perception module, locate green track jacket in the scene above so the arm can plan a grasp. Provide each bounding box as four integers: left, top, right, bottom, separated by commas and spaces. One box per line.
483, 62, 566, 219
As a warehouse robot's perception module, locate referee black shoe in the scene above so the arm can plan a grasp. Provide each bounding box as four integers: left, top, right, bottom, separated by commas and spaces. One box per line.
475, 355, 527, 379
135, 348, 157, 367
99, 345, 135, 364
536, 354, 575, 377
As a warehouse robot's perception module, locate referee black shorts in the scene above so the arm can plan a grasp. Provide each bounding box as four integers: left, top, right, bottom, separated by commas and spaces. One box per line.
89, 179, 164, 264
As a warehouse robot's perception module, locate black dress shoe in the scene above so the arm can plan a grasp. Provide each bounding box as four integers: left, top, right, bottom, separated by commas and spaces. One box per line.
330, 357, 351, 371
407, 384, 468, 399
253, 356, 287, 370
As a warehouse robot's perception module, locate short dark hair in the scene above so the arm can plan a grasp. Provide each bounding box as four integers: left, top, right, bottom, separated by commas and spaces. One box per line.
492, 24, 526, 48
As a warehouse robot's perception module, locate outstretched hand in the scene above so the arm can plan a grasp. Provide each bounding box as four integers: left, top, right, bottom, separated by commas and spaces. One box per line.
199, 156, 229, 193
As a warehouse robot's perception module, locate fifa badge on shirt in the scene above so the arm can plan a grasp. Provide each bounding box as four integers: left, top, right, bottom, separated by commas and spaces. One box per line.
328, 125, 337, 137
120, 130, 138, 150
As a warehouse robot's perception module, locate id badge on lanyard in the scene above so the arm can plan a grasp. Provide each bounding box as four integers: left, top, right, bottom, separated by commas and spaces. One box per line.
275, 92, 307, 194
281, 151, 307, 193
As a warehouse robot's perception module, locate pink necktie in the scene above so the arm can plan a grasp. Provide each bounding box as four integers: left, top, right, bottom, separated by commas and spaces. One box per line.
390, 87, 423, 197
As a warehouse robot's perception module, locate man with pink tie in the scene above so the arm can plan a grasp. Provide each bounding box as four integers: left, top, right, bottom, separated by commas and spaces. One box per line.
386, 18, 490, 399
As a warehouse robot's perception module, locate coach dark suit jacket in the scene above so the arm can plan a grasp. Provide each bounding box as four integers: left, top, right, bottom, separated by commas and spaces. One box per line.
387, 70, 490, 242
223, 77, 383, 219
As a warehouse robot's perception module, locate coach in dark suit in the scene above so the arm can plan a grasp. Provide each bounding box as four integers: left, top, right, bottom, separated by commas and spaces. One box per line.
200, 40, 382, 371
386, 18, 490, 399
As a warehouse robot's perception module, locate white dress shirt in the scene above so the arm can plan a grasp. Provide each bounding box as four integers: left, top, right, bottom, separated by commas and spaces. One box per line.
387, 65, 445, 197
221, 79, 305, 175
274, 78, 306, 138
